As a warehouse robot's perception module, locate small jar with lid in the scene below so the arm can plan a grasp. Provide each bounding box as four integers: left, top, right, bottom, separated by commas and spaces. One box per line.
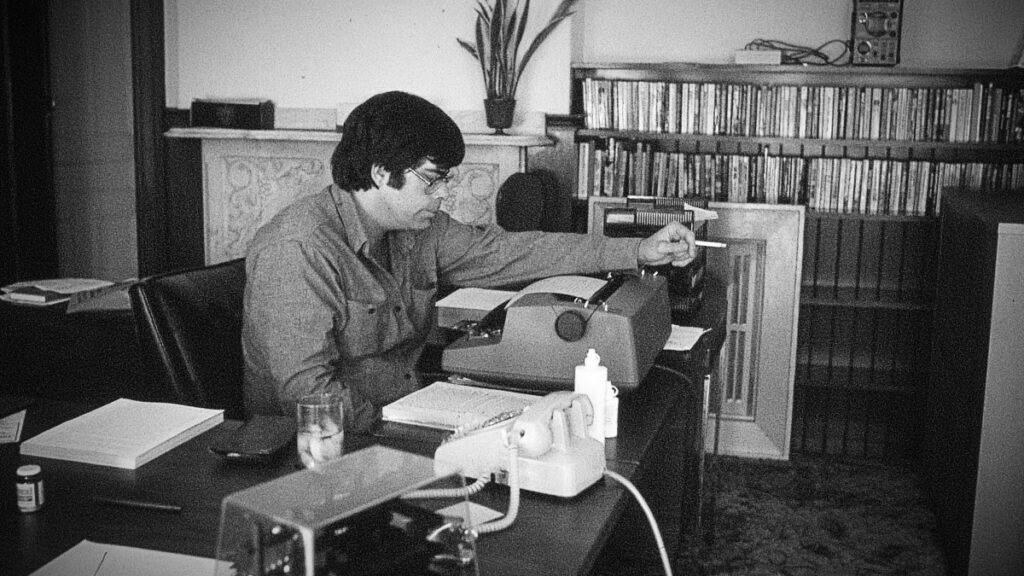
16, 464, 45, 513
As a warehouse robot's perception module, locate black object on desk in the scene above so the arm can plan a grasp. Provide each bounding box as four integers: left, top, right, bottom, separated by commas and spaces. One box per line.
0, 301, 147, 403
93, 496, 184, 514
208, 414, 296, 463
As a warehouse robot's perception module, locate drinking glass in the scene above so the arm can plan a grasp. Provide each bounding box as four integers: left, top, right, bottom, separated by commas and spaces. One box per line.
296, 393, 344, 470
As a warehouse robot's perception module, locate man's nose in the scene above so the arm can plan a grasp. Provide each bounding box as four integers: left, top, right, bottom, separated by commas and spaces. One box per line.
430, 182, 452, 199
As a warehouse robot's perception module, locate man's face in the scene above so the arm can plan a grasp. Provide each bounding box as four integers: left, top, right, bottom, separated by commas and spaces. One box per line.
377, 160, 453, 230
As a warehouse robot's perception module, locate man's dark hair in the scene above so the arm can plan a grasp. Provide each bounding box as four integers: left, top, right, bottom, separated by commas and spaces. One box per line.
331, 91, 465, 191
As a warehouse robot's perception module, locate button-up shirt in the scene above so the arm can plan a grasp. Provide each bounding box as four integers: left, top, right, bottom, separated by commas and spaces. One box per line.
242, 184, 642, 432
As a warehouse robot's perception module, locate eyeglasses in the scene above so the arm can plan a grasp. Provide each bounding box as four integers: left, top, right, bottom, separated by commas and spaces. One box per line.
405, 167, 456, 195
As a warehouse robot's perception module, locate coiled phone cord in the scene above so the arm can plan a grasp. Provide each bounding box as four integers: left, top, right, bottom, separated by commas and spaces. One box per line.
472, 444, 520, 534
403, 475, 490, 500
401, 444, 521, 534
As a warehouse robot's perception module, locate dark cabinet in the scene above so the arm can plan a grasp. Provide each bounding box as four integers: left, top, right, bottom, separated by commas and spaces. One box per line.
925, 188, 1024, 576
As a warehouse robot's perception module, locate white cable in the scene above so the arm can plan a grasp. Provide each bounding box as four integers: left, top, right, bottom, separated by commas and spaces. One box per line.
604, 469, 674, 576
403, 475, 490, 500
472, 444, 520, 534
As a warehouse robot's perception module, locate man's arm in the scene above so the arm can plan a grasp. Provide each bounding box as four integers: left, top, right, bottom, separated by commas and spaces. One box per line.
432, 215, 697, 287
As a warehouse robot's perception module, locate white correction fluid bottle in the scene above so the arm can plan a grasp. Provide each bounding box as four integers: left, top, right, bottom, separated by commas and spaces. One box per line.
574, 348, 607, 442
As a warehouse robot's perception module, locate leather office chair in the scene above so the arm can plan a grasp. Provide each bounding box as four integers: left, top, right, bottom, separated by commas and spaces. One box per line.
495, 170, 570, 232
129, 258, 247, 419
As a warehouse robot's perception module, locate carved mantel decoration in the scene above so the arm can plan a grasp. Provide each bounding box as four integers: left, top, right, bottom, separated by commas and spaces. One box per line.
165, 127, 552, 265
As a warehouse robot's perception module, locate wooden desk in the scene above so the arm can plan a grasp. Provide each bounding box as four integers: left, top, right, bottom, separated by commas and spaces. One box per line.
1, 365, 703, 576
0, 302, 147, 402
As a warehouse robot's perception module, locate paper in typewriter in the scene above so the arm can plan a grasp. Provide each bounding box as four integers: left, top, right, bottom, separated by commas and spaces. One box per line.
505, 275, 608, 308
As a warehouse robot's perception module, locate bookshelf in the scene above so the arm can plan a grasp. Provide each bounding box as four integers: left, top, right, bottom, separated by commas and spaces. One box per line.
569, 63, 1024, 459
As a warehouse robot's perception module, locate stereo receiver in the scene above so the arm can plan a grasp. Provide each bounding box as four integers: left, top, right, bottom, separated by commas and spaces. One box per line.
851, 0, 903, 66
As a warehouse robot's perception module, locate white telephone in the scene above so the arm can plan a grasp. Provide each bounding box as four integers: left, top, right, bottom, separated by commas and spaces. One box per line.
433, 391, 606, 499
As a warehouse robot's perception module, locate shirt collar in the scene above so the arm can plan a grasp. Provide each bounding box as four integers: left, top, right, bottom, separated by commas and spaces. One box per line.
329, 184, 371, 256
328, 183, 417, 255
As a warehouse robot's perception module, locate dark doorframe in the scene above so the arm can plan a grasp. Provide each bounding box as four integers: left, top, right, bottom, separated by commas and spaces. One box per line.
0, 0, 59, 285
130, 0, 167, 277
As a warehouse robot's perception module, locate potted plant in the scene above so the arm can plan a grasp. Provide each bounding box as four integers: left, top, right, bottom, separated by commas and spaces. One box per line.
457, 0, 581, 134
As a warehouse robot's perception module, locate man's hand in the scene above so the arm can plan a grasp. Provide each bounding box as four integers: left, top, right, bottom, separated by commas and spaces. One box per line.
637, 221, 697, 267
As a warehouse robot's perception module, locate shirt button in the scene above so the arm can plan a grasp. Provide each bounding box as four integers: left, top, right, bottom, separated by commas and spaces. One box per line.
367, 307, 376, 315
404, 373, 412, 380
394, 305, 402, 313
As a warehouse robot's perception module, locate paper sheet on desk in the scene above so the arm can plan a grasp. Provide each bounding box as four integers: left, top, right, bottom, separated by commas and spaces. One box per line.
664, 325, 712, 352
0, 409, 26, 443
30, 540, 225, 576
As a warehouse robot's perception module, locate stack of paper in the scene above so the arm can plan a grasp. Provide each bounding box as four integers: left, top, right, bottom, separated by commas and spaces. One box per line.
20, 398, 223, 469
1, 278, 114, 306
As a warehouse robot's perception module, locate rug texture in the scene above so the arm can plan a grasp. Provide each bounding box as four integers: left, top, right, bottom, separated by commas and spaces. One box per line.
684, 455, 948, 576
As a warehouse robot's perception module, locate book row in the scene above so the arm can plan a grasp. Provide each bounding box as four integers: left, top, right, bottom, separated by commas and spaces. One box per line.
579, 78, 1024, 144
576, 140, 1024, 216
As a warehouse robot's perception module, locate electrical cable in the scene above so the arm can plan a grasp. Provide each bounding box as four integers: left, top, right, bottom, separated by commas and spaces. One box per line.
604, 469, 674, 576
472, 444, 520, 534
743, 38, 852, 66
403, 475, 490, 500
652, 362, 690, 386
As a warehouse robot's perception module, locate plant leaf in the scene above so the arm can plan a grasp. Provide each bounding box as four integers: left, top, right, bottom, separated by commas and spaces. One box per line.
476, 13, 494, 96
513, 0, 579, 96
460, 0, 578, 100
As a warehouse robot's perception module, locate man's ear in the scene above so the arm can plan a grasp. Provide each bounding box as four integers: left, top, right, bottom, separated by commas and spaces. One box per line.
370, 164, 390, 189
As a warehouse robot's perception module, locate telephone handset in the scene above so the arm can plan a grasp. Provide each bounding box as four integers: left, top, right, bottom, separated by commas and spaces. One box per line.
433, 391, 606, 498
509, 391, 593, 457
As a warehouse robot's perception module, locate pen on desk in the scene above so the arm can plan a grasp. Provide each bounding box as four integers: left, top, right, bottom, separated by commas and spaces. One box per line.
695, 240, 727, 249
92, 496, 183, 514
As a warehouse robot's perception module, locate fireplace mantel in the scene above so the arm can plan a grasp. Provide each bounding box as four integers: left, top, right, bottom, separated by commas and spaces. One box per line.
165, 127, 553, 265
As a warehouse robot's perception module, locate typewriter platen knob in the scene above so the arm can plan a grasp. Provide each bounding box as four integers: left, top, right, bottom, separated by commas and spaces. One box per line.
555, 310, 587, 342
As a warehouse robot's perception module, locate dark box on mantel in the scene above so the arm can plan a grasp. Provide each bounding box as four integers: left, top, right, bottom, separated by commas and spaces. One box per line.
190, 99, 274, 129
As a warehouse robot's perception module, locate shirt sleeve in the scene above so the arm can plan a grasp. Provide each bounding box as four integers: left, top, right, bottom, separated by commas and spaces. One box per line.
432, 215, 642, 287
242, 240, 379, 432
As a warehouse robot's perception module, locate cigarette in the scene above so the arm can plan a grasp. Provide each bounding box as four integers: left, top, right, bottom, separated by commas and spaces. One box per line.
695, 240, 727, 249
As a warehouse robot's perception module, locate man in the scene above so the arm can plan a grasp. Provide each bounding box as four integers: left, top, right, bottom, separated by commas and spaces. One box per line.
242, 91, 696, 433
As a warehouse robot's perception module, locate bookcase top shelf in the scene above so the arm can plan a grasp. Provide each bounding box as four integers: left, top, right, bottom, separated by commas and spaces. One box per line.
572, 63, 1024, 87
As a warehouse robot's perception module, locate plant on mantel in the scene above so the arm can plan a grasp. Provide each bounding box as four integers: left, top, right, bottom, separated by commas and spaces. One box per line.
457, 0, 581, 134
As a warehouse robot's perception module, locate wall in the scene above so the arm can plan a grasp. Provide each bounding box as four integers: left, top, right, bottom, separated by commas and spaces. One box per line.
166, 0, 1024, 130
50, 0, 137, 280
165, 0, 574, 130
574, 0, 1023, 68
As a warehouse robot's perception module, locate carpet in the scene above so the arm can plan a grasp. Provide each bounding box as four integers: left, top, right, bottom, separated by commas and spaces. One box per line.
682, 455, 948, 576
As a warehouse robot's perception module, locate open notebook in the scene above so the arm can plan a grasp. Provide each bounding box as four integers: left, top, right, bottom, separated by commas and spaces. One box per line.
382, 381, 540, 434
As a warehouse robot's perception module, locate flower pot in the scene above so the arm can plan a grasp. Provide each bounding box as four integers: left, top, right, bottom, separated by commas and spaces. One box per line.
484, 98, 516, 134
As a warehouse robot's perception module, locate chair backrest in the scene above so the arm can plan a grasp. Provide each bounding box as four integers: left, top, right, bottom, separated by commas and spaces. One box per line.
495, 170, 570, 232
129, 258, 247, 419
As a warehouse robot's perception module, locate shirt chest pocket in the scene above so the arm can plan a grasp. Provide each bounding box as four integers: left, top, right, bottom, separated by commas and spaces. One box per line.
337, 299, 403, 359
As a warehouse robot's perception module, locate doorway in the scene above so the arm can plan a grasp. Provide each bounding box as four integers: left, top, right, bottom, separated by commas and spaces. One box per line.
49, 0, 137, 280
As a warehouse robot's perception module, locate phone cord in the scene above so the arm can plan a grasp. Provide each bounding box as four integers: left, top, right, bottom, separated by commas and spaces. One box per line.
402, 475, 489, 500
604, 469, 674, 576
472, 444, 520, 534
